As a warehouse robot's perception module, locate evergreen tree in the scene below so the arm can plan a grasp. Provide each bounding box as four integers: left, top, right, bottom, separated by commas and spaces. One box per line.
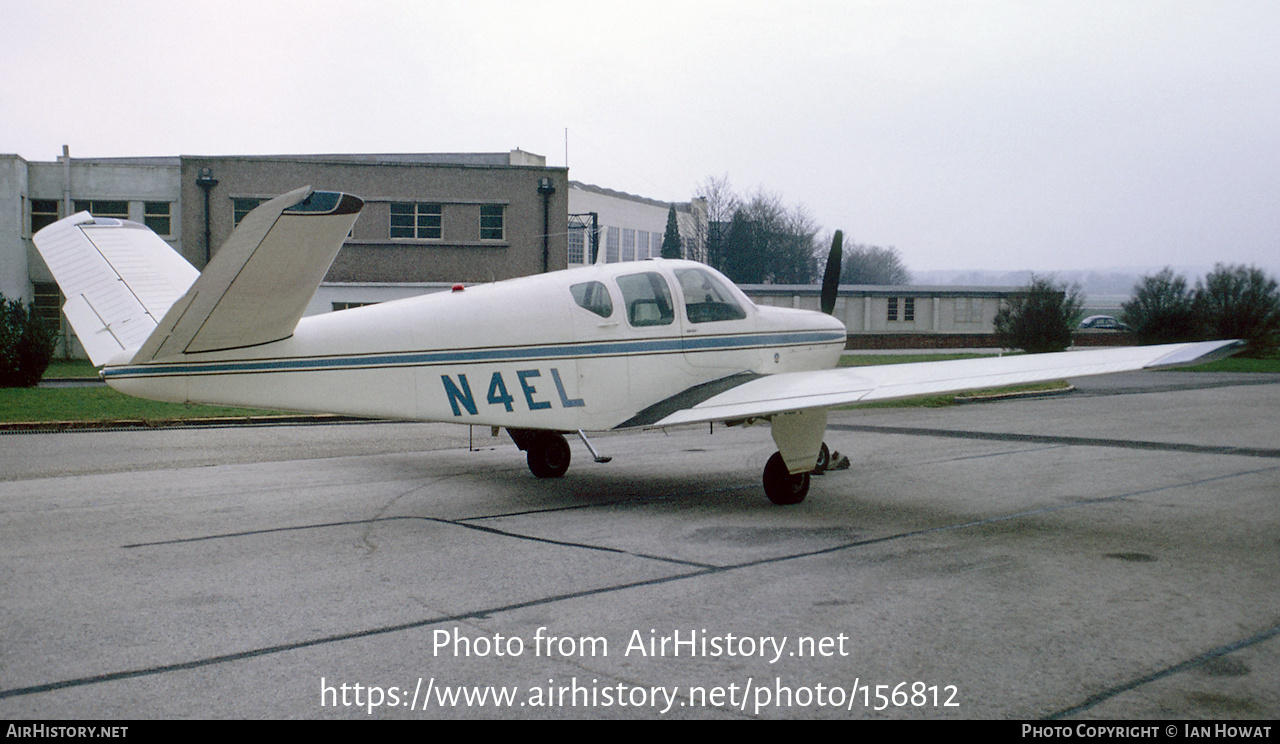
0, 294, 57, 387
993, 276, 1083, 353
1195, 263, 1280, 357
660, 204, 683, 259
1121, 268, 1198, 344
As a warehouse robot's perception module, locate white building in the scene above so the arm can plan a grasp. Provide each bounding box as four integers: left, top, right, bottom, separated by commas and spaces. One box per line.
566, 181, 701, 266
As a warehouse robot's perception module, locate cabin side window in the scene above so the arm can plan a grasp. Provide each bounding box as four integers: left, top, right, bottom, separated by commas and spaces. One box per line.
570, 281, 613, 318
616, 272, 674, 327
675, 267, 747, 323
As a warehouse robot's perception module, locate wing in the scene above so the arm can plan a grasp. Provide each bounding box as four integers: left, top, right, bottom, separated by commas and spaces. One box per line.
647, 340, 1243, 427
33, 213, 200, 366
133, 187, 362, 362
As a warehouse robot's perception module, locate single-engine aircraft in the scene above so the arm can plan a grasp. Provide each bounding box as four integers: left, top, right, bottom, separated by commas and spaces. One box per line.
33, 187, 1240, 504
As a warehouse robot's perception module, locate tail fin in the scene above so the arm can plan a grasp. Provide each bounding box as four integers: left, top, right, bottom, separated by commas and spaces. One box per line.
134, 186, 362, 361
33, 213, 199, 366
33, 186, 362, 366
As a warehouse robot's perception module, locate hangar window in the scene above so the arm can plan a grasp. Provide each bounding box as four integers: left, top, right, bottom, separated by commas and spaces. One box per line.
887, 297, 898, 321
480, 204, 504, 241
571, 281, 613, 318
675, 267, 746, 323
605, 227, 620, 262
391, 202, 442, 239
617, 271, 674, 327
622, 229, 636, 261
568, 226, 586, 265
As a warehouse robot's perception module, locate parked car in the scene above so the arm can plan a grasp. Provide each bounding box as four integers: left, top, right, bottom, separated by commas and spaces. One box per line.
1078, 315, 1131, 331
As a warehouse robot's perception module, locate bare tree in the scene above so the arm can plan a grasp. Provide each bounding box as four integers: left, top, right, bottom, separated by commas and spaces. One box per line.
693, 174, 740, 269
838, 243, 911, 285
696, 180, 819, 284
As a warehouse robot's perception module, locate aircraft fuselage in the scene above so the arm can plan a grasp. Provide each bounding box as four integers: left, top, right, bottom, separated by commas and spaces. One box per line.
102, 259, 849, 432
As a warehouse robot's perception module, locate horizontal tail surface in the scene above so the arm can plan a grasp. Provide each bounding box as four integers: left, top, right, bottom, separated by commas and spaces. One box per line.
34, 187, 363, 366
33, 214, 199, 366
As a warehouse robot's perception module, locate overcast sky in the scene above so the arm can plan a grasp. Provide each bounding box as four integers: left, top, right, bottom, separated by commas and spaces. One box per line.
4, 1, 1278, 275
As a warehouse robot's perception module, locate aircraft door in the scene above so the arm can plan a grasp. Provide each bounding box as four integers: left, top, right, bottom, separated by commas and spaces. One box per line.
672, 266, 758, 370
612, 270, 693, 411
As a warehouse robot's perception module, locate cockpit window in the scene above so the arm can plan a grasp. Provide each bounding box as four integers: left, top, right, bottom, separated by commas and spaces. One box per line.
675, 267, 747, 323
570, 280, 613, 318
616, 272, 674, 327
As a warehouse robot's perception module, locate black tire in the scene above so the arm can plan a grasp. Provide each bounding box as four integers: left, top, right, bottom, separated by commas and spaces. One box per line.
763, 451, 809, 505
527, 433, 571, 478
812, 442, 831, 474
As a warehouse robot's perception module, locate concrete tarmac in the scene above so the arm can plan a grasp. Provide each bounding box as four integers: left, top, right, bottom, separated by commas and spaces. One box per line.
1, 372, 1277, 719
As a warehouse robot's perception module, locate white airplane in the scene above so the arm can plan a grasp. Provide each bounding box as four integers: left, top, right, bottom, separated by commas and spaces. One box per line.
33, 187, 1240, 504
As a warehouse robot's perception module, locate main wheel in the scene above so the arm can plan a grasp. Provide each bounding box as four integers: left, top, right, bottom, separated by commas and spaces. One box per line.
527, 432, 571, 478
763, 451, 810, 505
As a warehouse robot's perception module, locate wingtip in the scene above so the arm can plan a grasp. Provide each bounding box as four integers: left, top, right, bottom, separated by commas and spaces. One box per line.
1146, 340, 1245, 369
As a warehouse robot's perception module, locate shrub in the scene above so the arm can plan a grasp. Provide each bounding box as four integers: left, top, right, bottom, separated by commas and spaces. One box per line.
1121, 268, 1199, 344
993, 275, 1083, 354
1195, 264, 1280, 357
0, 293, 57, 387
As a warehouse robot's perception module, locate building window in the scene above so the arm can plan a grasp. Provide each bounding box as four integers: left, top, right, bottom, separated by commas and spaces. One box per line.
391, 202, 442, 239
30, 199, 59, 233
32, 283, 62, 333
233, 198, 263, 226
74, 200, 128, 218
479, 204, 504, 241
144, 202, 171, 235
887, 297, 914, 322
954, 297, 981, 323
332, 301, 376, 312
568, 226, 586, 265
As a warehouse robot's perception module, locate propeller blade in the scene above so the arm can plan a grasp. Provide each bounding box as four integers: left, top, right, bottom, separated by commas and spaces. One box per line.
820, 230, 843, 315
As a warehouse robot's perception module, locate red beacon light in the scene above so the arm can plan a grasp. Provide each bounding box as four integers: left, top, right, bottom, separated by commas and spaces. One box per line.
451, 283, 465, 292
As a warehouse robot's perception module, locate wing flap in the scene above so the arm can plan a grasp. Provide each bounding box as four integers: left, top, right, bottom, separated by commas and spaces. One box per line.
652, 340, 1244, 427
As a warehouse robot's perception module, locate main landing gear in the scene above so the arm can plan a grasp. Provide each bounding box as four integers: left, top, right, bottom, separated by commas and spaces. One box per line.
508, 429, 571, 479
762, 442, 833, 506
507, 427, 843, 507
763, 452, 809, 505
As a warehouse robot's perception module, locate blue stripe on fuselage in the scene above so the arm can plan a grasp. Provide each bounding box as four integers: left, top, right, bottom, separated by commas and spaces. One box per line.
100, 329, 846, 379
